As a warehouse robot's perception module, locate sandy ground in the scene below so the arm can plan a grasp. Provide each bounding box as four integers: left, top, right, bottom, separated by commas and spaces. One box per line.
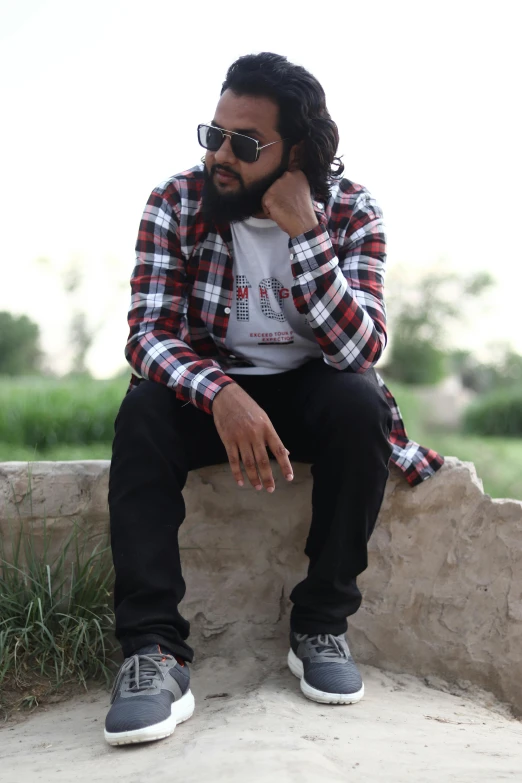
1, 643, 521, 783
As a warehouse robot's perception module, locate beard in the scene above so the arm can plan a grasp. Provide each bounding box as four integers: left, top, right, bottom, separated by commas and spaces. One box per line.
201, 150, 290, 224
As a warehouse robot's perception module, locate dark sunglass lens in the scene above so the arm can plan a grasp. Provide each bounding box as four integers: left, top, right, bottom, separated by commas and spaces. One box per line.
199, 125, 223, 151
231, 135, 257, 163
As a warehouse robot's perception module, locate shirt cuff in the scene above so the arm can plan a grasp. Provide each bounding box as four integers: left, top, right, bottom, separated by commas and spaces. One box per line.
289, 224, 336, 276
189, 368, 237, 415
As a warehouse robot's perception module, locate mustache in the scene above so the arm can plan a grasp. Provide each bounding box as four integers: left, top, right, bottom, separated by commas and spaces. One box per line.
212, 164, 242, 183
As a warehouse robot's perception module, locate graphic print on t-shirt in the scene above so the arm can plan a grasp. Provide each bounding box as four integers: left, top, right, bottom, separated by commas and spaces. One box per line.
225, 216, 322, 373
235, 274, 297, 342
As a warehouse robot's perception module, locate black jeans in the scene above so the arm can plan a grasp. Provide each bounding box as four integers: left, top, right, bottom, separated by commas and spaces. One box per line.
108, 358, 393, 663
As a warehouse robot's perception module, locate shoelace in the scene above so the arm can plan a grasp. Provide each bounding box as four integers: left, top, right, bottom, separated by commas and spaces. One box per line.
297, 633, 349, 662
110, 653, 167, 703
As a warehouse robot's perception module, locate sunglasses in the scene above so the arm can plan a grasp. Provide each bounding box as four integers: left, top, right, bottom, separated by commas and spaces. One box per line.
197, 123, 289, 164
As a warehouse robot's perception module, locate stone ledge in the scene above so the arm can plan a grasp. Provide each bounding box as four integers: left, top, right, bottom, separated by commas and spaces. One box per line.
1, 457, 521, 715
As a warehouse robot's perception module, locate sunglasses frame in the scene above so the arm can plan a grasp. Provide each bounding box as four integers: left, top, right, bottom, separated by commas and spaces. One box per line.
198, 123, 289, 163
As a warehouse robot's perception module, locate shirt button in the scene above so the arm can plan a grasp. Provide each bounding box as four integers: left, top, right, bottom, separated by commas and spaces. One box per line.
229, 354, 236, 359
289, 253, 294, 260
224, 307, 231, 314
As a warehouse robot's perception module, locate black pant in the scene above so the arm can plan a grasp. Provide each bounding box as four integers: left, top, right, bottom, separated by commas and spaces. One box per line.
108, 358, 393, 663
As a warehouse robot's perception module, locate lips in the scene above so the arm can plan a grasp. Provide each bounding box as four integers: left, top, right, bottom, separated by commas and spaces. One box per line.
215, 169, 237, 182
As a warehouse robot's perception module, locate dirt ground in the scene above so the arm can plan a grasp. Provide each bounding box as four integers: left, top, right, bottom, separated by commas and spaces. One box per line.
1, 643, 521, 783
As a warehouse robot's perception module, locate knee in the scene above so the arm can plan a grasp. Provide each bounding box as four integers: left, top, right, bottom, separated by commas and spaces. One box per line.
116, 379, 173, 425
320, 373, 392, 438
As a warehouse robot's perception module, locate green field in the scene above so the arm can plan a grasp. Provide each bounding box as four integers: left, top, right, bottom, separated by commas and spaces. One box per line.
0, 376, 521, 501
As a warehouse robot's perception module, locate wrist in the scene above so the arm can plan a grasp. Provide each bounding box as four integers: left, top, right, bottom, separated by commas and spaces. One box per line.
211, 381, 237, 413
288, 216, 319, 239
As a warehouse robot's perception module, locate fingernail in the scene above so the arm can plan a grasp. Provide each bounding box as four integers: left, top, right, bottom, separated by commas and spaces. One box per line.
267, 486, 275, 493
255, 484, 262, 491
286, 474, 293, 481
237, 480, 244, 487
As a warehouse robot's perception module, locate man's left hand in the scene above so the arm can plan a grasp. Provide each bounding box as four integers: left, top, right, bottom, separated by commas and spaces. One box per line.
261, 170, 319, 238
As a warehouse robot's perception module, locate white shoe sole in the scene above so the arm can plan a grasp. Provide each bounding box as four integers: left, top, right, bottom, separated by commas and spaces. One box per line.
287, 649, 365, 704
104, 688, 195, 746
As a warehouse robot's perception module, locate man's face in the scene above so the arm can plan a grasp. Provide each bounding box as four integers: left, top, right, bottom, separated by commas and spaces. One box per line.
202, 89, 293, 223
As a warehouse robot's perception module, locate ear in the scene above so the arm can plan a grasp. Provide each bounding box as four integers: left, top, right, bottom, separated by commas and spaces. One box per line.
288, 141, 305, 172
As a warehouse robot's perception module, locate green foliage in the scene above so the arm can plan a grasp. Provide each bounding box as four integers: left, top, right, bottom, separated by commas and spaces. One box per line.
385, 268, 494, 386
385, 339, 447, 385
423, 432, 522, 501
464, 386, 522, 437
449, 347, 522, 394
387, 269, 494, 345
0, 516, 116, 715
381, 380, 522, 500
0, 312, 42, 376
0, 375, 128, 449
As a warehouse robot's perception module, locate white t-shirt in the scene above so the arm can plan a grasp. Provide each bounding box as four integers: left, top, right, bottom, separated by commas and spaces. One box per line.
225, 216, 322, 374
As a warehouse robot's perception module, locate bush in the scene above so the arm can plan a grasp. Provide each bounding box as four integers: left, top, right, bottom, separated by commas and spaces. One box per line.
0, 312, 42, 375
449, 348, 522, 395
386, 339, 447, 386
464, 387, 522, 437
0, 375, 128, 449
0, 518, 116, 716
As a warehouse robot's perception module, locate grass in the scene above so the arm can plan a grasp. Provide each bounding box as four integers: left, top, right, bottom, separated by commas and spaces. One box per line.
0, 516, 117, 719
0, 374, 128, 449
0, 375, 520, 500
420, 432, 522, 501
0, 442, 112, 462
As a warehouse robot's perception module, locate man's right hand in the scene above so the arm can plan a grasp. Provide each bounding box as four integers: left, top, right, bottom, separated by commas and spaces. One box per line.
212, 384, 294, 493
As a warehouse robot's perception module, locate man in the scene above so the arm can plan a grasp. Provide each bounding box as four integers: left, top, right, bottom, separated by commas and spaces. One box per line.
105, 52, 443, 746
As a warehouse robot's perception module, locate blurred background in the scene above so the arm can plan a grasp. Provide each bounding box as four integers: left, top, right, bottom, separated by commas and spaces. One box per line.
0, 0, 521, 498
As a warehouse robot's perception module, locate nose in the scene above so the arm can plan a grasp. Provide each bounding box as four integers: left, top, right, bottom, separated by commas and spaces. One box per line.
214, 133, 238, 166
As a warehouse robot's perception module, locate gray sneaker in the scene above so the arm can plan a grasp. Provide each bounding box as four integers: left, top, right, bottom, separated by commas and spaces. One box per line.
104, 644, 195, 746
288, 631, 364, 704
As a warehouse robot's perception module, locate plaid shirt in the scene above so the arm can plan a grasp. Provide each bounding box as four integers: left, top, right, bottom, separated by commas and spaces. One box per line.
125, 163, 444, 487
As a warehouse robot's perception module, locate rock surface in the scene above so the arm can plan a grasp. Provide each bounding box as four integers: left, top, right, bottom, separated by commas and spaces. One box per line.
1, 457, 521, 715
2, 651, 521, 782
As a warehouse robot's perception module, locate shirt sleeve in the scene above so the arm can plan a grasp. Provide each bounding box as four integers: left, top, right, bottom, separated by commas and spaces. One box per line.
125, 184, 236, 414
289, 190, 387, 372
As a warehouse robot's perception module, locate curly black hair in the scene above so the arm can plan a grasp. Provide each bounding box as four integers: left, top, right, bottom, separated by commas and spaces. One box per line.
221, 52, 344, 205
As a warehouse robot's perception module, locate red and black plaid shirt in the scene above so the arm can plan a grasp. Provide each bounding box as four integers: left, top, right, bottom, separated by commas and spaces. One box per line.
125, 164, 444, 487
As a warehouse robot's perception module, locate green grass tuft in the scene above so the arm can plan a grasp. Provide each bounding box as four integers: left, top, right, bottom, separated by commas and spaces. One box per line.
0, 517, 117, 718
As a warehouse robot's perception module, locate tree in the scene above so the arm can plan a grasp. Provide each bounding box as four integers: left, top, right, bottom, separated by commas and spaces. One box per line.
383, 266, 494, 385
0, 312, 43, 375
34, 255, 124, 378
449, 345, 522, 393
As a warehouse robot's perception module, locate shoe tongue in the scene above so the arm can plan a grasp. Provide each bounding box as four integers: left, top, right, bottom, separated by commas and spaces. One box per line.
306, 633, 345, 656
133, 644, 186, 668
135, 643, 173, 657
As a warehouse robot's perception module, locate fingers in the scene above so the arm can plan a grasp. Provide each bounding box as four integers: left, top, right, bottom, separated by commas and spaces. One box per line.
252, 441, 276, 493
231, 441, 293, 492
223, 419, 293, 493
261, 194, 272, 219
239, 443, 264, 491
226, 443, 244, 487
267, 434, 294, 482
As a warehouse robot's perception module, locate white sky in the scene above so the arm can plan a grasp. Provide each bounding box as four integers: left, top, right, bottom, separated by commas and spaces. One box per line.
0, 0, 520, 377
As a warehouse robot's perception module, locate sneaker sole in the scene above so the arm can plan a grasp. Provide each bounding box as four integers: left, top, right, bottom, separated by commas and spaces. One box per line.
104, 688, 195, 746
287, 649, 365, 705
